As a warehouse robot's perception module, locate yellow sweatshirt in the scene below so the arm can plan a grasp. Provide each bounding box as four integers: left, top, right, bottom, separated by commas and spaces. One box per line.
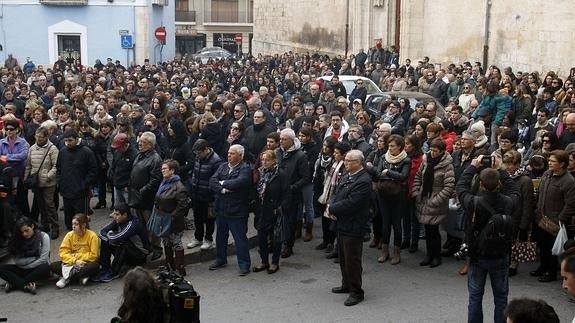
59, 229, 100, 265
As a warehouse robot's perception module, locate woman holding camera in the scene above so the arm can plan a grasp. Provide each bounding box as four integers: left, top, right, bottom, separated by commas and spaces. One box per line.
413, 138, 455, 268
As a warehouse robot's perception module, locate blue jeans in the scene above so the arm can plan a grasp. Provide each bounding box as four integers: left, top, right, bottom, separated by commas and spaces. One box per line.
114, 187, 128, 205
297, 183, 315, 223
215, 216, 251, 271
467, 256, 509, 323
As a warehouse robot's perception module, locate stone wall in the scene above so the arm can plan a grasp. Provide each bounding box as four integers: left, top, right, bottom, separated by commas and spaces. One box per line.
253, 0, 575, 76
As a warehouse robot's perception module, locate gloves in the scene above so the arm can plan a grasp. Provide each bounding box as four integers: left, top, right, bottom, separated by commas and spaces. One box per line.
518, 229, 528, 242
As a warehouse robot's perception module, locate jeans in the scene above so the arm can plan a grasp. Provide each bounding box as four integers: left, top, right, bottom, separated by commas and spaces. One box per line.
63, 196, 89, 231
114, 187, 128, 206
467, 256, 509, 323
257, 227, 281, 265
378, 195, 404, 247
298, 183, 315, 223
192, 200, 215, 242
404, 198, 420, 245
424, 224, 441, 258
100, 239, 147, 274
215, 216, 251, 271
0, 263, 51, 289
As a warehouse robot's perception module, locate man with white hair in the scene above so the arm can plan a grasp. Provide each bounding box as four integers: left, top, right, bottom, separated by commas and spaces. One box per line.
209, 144, 252, 275
258, 86, 272, 110
328, 149, 371, 306
278, 128, 311, 258
128, 131, 163, 260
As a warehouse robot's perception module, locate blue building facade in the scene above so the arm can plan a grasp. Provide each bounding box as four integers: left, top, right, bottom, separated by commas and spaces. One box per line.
0, 0, 175, 67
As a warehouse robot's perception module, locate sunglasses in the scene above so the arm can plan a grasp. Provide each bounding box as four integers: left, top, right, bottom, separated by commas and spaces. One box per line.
5, 127, 15, 131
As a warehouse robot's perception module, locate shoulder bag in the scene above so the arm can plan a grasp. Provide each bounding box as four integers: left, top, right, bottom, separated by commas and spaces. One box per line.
25, 145, 50, 190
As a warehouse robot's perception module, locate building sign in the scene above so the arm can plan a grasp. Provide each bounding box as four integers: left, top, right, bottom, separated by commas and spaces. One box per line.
213, 33, 236, 52
176, 25, 198, 36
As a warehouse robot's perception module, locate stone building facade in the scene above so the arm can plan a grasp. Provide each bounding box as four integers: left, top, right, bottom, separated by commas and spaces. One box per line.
253, 0, 575, 76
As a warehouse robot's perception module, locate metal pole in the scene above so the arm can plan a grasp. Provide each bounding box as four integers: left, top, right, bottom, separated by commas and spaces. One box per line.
345, 0, 349, 58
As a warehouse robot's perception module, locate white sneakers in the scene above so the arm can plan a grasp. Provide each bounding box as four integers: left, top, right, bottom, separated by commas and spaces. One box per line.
200, 240, 214, 250
56, 277, 69, 289
187, 239, 201, 249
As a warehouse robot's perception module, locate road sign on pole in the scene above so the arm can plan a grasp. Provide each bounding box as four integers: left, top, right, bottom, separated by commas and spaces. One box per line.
121, 35, 134, 49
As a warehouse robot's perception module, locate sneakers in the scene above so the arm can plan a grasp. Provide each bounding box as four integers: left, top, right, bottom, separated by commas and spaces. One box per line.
4, 282, 13, 293
56, 277, 69, 289
23, 282, 37, 295
187, 238, 202, 249
200, 239, 214, 250
80, 277, 89, 286
99, 270, 120, 283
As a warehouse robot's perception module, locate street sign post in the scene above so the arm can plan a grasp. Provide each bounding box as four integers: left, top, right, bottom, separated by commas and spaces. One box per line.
121, 35, 134, 49
155, 27, 167, 42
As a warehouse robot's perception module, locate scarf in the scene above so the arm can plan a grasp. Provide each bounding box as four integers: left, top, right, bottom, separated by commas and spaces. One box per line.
19, 229, 42, 258
383, 111, 398, 123
422, 152, 442, 198
156, 175, 181, 197
385, 150, 407, 164
257, 164, 278, 200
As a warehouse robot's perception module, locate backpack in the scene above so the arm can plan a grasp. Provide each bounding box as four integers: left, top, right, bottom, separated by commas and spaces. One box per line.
472, 197, 513, 258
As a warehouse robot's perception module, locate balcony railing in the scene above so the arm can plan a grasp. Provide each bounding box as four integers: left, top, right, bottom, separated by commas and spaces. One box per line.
203, 10, 253, 24
176, 10, 197, 22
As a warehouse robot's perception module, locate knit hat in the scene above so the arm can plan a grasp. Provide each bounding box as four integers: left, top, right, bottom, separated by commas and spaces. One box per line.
181, 87, 190, 99
470, 120, 486, 135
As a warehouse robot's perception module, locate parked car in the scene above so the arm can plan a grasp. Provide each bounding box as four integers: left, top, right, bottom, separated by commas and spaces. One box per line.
364, 91, 446, 123
191, 46, 233, 64
318, 75, 383, 101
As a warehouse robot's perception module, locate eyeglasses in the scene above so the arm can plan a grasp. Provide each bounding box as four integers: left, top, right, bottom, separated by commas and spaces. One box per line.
463, 87, 470, 89
4, 127, 15, 131
234, 109, 242, 113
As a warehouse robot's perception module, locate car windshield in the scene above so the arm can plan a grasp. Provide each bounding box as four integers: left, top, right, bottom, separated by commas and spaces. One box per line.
341, 79, 380, 96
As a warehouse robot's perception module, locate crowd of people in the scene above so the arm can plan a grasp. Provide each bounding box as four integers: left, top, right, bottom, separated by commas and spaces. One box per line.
0, 49, 573, 320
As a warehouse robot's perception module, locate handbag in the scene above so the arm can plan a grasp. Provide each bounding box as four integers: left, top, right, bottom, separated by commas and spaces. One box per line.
537, 214, 560, 235
376, 180, 402, 198
25, 146, 50, 190
511, 232, 537, 263
148, 208, 172, 238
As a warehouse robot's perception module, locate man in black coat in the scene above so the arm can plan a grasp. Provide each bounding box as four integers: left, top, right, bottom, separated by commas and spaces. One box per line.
187, 139, 223, 250
244, 110, 274, 164
277, 128, 310, 258
56, 129, 98, 230
328, 149, 372, 306
128, 131, 163, 260
109, 133, 138, 208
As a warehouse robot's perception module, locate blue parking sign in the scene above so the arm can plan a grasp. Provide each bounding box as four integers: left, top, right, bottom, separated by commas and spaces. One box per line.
121, 35, 134, 49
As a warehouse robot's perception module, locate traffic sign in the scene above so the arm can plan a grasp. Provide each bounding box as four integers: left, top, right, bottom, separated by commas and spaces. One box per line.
234, 33, 242, 42
155, 27, 167, 41
121, 35, 134, 49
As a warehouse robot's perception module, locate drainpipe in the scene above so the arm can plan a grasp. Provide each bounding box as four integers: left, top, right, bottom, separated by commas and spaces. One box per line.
345, 0, 349, 58
482, 0, 492, 69
395, 0, 400, 49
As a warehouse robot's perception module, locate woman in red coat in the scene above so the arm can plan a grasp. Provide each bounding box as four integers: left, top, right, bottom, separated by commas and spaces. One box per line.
404, 135, 424, 252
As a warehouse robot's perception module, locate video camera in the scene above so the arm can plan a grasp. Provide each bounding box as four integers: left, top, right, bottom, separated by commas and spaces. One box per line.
156, 266, 200, 323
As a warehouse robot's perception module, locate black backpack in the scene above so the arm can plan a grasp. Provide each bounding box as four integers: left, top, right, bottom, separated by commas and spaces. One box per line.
472, 197, 513, 258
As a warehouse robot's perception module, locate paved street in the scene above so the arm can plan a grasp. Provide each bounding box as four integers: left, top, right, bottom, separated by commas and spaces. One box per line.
1, 219, 573, 323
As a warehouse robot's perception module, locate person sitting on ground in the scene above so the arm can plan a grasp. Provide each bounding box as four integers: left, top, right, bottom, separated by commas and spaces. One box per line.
0, 217, 50, 295
94, 203, 151, 283
111, 266, 165, 323
51, 213, 99, 288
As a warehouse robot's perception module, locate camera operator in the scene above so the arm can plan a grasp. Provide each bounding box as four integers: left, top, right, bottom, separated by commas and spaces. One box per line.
455, 154, 518, 323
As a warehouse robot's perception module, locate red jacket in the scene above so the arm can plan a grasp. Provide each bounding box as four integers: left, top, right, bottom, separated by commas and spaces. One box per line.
408, 153, 424, 195
442, 131, 457, 153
